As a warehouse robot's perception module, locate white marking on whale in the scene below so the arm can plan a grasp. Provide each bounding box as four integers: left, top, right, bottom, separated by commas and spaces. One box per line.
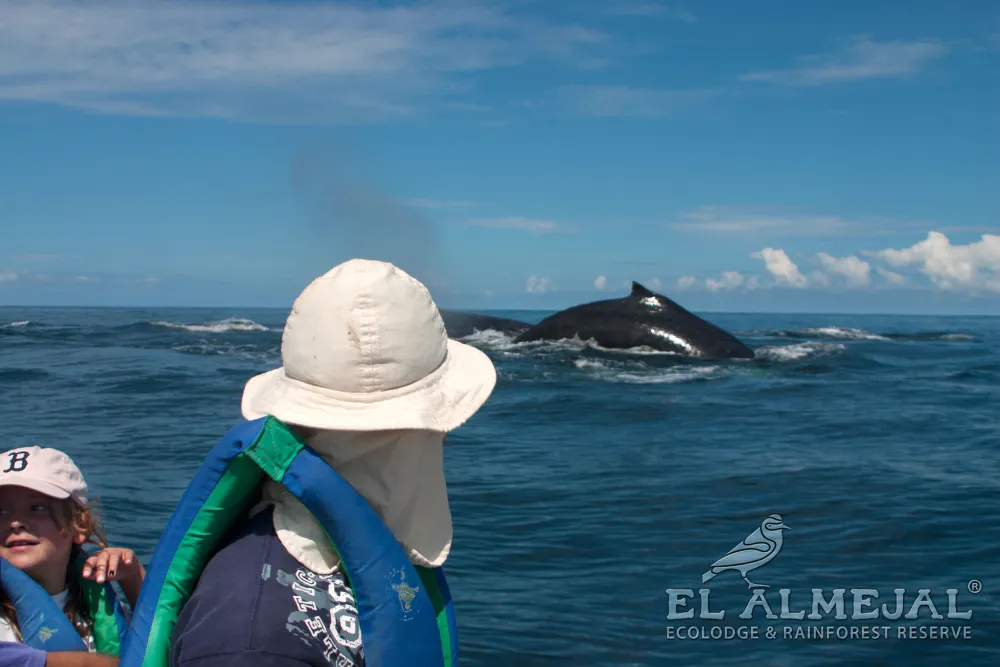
640, 296, 662, 309
648, 327, 697, 355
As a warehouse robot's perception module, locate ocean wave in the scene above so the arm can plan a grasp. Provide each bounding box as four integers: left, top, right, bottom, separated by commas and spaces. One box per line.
572, 358, 721, 384
743, 326, 888, 341
745, 326, 978, 342
793, 326, 890, 340
459, 329, 683, 357
167, 342, 280, 364
881, 331, 979, 342
754, 342, 846, 362
0, 320, 29, 329
149, 317, 271, 333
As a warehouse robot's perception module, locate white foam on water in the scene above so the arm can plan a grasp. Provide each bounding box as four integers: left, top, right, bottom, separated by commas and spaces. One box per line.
755, 342, 846, 362
459, 328, 518, 347
151, 317, 271, 333
615, 366, 721, 384
459, 330, 681, 357
617, 366, 719, 384
169, 343, 280, 364
457, 329, 529, 358
792, 327, 889, 341
0, 321, 29, 329
539, 336, 683, 357
591, 341, 682, 356
744, 326, 978, 344
572, 358, 721, 384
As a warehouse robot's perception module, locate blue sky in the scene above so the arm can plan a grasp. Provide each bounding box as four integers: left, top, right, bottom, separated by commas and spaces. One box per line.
1, 0, 998, 314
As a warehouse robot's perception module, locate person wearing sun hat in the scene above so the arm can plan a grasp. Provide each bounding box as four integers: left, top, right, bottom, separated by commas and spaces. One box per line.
169, 259, 497, 667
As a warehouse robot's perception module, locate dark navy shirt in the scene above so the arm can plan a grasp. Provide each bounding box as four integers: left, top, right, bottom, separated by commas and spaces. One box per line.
170, 506, 365, 667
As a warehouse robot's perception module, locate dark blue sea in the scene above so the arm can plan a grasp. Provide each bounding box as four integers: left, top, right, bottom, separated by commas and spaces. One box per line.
1, 307, 998, 666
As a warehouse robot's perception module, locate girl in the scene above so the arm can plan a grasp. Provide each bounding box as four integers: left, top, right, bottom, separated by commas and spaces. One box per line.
0, 445, 145, 649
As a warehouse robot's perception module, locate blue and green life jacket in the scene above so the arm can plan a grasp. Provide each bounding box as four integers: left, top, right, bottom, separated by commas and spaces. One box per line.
0, 550, 129, 654
119, 415, 459, 667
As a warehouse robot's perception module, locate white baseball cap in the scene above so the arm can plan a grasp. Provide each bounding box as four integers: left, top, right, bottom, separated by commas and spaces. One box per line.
0, 446, 89, 506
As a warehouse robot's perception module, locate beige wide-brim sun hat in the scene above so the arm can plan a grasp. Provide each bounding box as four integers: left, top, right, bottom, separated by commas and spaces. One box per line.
241, 258, 497, 432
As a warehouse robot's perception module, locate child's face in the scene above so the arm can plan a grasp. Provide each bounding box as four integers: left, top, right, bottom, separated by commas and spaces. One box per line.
0, 486, 86, 594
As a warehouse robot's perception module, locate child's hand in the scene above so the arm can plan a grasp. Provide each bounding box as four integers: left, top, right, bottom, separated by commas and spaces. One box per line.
81, 547, 144, 585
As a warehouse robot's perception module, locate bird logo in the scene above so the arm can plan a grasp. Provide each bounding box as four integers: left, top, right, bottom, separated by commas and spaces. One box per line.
702, 514, 790, 589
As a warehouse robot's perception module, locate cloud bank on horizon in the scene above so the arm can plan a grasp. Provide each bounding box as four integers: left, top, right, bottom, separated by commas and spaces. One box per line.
669, 231, 1000, 295
561, 227, 1000, 298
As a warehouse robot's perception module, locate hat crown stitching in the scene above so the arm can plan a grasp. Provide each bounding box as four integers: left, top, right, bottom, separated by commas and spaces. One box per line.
280, 259, 448, 395
358, 284, 381, 394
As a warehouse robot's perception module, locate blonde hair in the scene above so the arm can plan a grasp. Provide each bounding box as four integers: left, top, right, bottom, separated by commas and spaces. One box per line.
0, 497, 108, 642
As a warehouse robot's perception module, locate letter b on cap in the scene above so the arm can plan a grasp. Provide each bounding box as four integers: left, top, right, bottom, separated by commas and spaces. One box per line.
3, 451, 29, 473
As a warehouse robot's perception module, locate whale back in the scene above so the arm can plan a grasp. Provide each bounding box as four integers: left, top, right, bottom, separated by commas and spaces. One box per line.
513, 282, 754, 358
439, 310, 531, 338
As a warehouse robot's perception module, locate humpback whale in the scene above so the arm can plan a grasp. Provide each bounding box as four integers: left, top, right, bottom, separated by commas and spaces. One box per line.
439, 310, 531, 338
512, 282, 755, 359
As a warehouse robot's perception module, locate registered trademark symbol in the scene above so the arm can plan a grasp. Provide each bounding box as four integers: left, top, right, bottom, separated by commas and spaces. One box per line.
968, 580, 982, 594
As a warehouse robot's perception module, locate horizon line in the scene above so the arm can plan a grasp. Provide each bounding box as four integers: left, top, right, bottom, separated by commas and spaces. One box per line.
1, 302, 998, 319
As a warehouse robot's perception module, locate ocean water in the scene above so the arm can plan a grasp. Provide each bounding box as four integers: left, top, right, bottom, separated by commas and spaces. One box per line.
1, 306, 999, 666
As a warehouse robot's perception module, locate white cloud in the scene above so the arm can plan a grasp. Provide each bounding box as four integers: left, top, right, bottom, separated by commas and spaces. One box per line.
876, 266, 906, 285
645, 277, 662, 291
816, 252, 871, 286
666, 232, 999, 294
867, 231, 1000, 292
667, 205, 873, 237
406, 199, 479, 209
526, 275, 554, 293
705, 271, 745, 292
554, 85, 720, 117
676, 276, 697, 290
0, 0, 613, 122
751, 248, 808, 287
809, 270, 831, 287
740, 36, 949, 86
593, 275, 608, 290
466, 217, 558, 233
0, 270, 163, 287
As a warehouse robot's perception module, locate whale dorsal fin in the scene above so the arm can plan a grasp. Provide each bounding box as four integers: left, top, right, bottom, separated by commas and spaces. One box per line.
630, 281, 656, 297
